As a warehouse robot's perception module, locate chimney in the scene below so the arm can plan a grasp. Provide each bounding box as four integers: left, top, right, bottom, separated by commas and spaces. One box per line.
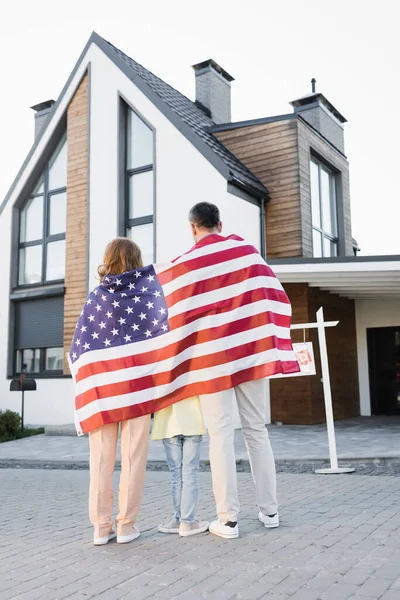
30, 100, 56, 139
192, 59, 234, 124
290, 81, 347, 153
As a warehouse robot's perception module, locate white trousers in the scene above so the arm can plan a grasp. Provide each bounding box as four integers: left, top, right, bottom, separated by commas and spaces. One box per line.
200, 378, 277, 522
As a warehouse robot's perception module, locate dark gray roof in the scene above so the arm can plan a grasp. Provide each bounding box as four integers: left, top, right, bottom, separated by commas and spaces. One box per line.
100, 35, 267, 198
0, 32, 267, 217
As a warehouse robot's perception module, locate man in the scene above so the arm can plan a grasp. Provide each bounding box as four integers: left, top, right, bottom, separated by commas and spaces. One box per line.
188, 201, 279, 539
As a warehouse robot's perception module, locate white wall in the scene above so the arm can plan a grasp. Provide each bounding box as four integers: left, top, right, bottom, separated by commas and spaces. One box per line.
355, 299, 400, 415
2, 380, 74, 427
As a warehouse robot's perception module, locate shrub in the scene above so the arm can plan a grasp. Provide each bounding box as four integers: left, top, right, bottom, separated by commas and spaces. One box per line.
0, 410, 21, 438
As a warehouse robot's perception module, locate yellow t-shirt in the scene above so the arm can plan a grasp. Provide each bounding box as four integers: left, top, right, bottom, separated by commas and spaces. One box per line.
151, 396, 206, 440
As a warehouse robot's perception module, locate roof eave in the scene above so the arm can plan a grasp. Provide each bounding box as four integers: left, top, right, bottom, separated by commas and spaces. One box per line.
228, 173, 269, 201
209, 112, 296, 134
268, 255, 400, 266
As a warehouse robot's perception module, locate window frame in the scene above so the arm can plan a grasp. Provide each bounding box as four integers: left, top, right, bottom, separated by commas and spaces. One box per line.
14, 347, 64, 378
310, 156, 339, 258
119, 98, 156, 263
17, 136, 67, 288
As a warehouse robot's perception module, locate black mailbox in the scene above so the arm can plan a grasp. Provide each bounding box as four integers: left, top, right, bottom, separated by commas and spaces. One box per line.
9, 375, 37, 430
10, 378, 37, 392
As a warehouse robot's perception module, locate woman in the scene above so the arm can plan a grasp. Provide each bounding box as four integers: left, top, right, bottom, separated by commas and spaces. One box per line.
87, 237, 151, 545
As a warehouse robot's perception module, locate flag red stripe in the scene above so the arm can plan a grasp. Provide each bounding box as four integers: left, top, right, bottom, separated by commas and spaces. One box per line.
75, 309, 292, 384
165, 263, 279, 308
158, 244, 259, 286
168, 234, 244, 266
75, 334, 296, 409
168, 287, 289, 330
78, 360, 290, 434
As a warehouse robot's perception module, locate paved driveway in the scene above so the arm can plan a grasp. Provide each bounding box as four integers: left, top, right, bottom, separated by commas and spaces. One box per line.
1, 469, 400, 599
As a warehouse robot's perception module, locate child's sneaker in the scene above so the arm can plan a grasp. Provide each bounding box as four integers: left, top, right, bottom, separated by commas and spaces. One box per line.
158, 518, 180, 534
179, 520, 209, 537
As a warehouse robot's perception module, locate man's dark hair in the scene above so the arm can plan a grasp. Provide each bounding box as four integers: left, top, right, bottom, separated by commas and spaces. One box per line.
188, 202, 220, 229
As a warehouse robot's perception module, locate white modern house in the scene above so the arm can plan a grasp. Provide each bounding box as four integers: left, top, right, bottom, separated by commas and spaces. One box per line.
0, 32, 399, 428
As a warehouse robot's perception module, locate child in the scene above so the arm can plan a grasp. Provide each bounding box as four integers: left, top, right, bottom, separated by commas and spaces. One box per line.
152, 396, 209, 537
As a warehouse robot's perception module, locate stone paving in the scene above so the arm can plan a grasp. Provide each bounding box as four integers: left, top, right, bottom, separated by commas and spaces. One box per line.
1, 469, 400, 599
0, 417, 399, 466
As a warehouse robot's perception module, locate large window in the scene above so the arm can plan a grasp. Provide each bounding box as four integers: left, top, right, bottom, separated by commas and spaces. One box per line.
11, 135, 67, 378
310, 158, 338, 257
18, 136, 67, 285
125, 108, 155, 266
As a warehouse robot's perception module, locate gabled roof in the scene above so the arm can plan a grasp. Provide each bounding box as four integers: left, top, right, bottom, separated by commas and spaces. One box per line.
98, 35, 267, 197
1, 32, 267, 215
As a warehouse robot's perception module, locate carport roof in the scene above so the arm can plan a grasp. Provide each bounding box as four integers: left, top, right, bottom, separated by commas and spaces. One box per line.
268, 255, 400, 300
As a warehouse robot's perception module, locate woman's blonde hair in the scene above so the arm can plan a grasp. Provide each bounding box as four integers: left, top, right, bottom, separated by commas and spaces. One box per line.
97, 237, 143, 282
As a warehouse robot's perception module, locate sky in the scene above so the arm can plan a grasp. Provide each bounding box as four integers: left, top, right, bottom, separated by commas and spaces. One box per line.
0, 0, 399, 256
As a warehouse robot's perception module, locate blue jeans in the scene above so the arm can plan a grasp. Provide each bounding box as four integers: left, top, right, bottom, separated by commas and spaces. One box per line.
162, 435, 202, 524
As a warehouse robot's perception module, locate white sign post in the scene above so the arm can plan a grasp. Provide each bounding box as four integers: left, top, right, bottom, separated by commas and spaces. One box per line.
291, 307, 355, 475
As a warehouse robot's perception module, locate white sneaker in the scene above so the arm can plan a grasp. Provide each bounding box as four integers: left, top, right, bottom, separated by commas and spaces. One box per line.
258, 511, 279, 528
209, 519, 239, 539
93, 529, 117, 546
158, 518, 180, 534
179, 520, 209, 537
117, 525, 140, 544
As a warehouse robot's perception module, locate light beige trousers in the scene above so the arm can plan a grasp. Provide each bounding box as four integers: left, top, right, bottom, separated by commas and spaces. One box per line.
200, 378, 277, 523
89, 415, 150, 538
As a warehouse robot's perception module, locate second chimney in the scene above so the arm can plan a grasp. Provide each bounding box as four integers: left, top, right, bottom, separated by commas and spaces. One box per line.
30, 100, 56, 139
192, 59, 234, 124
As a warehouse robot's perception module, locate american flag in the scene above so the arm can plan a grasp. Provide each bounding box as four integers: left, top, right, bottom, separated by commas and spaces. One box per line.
69, 234, 300, 435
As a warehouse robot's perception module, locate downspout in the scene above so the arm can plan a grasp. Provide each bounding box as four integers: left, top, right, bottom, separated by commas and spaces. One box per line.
260, 196, 267, 260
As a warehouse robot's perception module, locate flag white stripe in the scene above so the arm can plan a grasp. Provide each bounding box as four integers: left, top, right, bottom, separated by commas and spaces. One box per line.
168, 275, 288, 318
70, 296, 292, 377
75, 321, 290, 396
76, 348, 295, 423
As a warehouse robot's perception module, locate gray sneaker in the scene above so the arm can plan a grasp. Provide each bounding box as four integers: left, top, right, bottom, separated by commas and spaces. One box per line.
179, 520, 209, 537
158, 518, 180, 534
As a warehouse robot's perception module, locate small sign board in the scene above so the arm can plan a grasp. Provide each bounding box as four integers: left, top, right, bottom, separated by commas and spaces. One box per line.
271, 342, 316, 379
